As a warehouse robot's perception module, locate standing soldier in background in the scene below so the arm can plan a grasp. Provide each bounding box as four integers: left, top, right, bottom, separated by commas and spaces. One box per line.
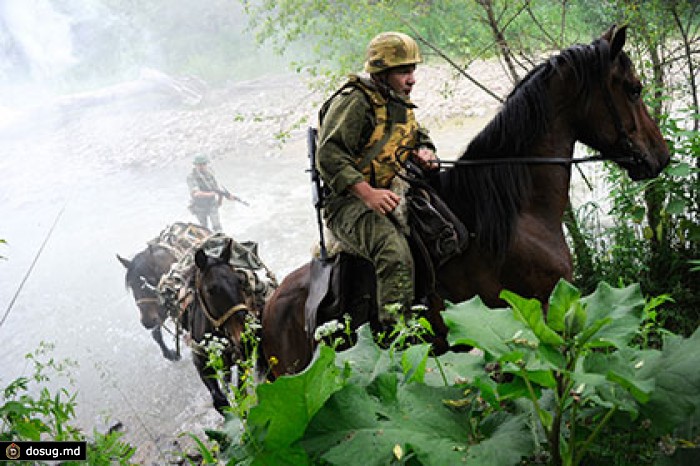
187, 154, 230, 232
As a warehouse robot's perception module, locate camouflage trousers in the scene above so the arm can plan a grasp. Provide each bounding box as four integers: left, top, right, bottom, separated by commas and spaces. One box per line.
192, 207, 222, 232
325, 196, 414, 324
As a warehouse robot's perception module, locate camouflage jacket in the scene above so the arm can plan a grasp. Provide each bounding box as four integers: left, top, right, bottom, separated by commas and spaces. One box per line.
187, 168, 220, 209
316, 74, 434, 200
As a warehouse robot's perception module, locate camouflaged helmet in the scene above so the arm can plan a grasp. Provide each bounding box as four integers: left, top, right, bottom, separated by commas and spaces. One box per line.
193, 154, 209, 164
364, 31, 422, 74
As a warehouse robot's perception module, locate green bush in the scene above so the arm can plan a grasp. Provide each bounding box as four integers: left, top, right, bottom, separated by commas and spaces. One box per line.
1, 342, 135, 465
194, 281, 700, 465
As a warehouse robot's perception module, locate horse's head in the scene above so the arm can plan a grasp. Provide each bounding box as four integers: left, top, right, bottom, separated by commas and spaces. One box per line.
580, 25, 670, 180
117, 244, 172, 329
194, 239, 251, 351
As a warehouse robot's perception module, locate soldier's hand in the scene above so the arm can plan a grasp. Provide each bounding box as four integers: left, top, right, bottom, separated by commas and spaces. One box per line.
367, 189, 400, 215
350, 182, 400, 215
414, 146, 438, 171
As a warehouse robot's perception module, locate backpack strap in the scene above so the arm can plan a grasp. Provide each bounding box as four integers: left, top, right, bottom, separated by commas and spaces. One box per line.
318, 76, 394, 174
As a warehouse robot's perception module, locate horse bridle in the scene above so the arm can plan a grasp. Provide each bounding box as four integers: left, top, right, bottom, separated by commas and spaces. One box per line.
599, 68, 648, 168
194, 267, 249, 331
135, 276, 160, 307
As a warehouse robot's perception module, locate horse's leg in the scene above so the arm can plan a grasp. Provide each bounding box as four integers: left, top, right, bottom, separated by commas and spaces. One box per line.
151, 326, 180, 361
501, 214, 572, 306
191, 351, 229, 415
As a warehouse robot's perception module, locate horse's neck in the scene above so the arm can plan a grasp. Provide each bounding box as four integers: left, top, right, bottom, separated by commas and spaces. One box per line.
525, 120, 577, 218
152, 246, 177, 274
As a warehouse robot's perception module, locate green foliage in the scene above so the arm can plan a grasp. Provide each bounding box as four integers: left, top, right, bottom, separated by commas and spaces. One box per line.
572, 104, 700, 336
562, 0, 700, 337
0, 342, 135, 465
240, 0, 613, 92
194, 281, 700, 465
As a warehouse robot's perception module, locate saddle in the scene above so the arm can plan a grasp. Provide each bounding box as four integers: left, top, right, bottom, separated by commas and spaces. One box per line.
304, 253, 378, 338
159, 232, 278, 321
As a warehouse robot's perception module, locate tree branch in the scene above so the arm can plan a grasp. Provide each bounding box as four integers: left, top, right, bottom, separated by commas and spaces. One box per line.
398, 18, 504, 103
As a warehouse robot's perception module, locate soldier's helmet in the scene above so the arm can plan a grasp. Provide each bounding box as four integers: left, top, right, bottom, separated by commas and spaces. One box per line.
364, 31, 422, 74
193, 154, 209, 164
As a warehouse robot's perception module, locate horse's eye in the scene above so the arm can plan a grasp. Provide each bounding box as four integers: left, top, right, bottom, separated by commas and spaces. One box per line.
625, 82, 642, 101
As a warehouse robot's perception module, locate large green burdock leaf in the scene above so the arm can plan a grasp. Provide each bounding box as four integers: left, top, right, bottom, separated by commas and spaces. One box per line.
442, 297, 559, 388
580, 282, 645, 348
301, 376, 533, 465
401, 343, 431, 383
465, 412, 535, 465
501, 290, 564, 346
425, 350, 486, 387
574, 348, 656, 416
573, 328, 700, 434
247, 345, 343, 456
585, 348, 656, 404
547, 279, 581, 332
335, 325, 399, 386
442, 296, 534, 357
636, 328, 700, 435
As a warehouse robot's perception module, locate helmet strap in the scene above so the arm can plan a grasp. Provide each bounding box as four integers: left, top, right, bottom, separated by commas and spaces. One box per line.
370, 73, 392, 98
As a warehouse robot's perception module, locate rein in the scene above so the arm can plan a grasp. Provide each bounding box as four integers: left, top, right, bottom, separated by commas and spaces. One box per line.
432, 153, 640, 167
135, 297, 159, 306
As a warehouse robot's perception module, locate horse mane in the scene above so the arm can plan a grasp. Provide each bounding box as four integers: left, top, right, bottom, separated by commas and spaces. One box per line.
436, 37, 614, 259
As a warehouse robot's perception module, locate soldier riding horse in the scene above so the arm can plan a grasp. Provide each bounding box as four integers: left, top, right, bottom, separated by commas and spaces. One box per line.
260, 25, 670, 379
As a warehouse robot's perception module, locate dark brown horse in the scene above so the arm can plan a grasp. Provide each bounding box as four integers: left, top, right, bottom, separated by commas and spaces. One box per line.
118, 222, 211, 360
117, 244, 180, 361
260, 25, 670, 378
182, 239, 256, 414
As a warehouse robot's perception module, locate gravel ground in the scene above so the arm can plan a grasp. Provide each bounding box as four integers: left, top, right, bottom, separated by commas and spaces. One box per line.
0, 62, 511, 170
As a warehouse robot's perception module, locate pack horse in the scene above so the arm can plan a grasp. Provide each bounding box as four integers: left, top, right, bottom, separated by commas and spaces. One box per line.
119, 223, 278, 414
158, 233, 278, 414
117, 222, 211, 360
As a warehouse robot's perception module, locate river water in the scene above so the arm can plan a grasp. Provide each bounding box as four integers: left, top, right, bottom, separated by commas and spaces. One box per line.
0, 126, 322, 461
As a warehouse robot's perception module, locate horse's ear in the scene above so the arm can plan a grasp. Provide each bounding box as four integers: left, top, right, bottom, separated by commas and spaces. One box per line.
601, 24, 616, 42
606, 24, 627, 60
116, 254, 131, 269
221, 239, 232, 264
195, 248, 208, 270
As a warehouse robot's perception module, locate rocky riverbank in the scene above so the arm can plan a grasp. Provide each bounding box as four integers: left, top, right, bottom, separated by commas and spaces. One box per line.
1, 62, 510, 172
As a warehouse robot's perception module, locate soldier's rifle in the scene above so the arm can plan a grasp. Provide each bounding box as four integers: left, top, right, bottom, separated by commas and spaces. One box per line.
307, 126, 328, 262
215, 186, 250, 206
